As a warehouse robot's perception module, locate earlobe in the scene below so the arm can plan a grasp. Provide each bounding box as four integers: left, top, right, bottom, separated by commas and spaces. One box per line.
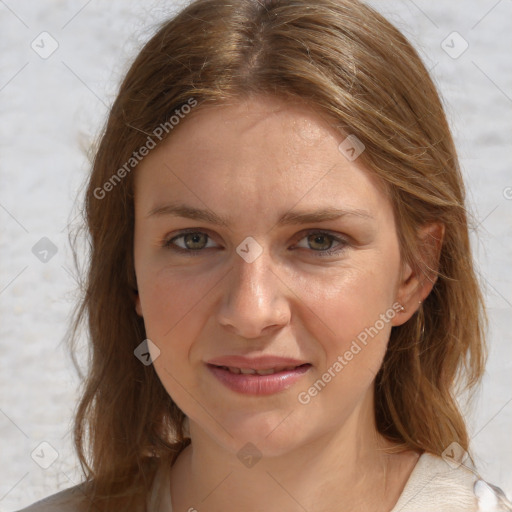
134, 290, 143, 317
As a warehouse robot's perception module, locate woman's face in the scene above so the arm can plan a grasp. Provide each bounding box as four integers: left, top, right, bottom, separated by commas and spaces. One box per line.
133, 95, 417, 456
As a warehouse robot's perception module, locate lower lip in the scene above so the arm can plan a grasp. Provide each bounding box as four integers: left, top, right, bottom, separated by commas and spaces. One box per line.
206, 363, 312, 395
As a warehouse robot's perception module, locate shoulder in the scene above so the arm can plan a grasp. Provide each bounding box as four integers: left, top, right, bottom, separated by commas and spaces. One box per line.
16, 456, 171, 512
17, 485, 88, 512
15, 483, 91, 512
391, 451, 511, 512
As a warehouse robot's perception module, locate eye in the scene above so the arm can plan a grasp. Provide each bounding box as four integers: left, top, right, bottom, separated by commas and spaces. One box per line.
293, 231, 348, 255
163, 230, 218, 252
162, 229, 348, 256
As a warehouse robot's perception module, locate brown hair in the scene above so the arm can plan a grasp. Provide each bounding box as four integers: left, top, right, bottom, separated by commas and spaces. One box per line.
69, 0, 487, 509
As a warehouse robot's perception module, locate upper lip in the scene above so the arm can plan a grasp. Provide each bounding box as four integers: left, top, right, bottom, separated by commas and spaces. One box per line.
206, 355, 310, 370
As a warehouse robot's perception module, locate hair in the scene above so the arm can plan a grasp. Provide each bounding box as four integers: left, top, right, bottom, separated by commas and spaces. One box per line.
68, 0, 487, 510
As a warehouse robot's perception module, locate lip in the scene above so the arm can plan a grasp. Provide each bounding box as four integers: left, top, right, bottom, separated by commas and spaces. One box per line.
206, 359, 312, 396
206, 355, 309, 370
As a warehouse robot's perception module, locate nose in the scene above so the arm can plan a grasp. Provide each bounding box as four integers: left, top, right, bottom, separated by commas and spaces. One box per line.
216, 250, 291, 339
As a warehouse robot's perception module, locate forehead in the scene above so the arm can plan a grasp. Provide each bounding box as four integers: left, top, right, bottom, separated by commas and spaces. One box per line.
134, 95, 391, 220
148, 96, 346, 169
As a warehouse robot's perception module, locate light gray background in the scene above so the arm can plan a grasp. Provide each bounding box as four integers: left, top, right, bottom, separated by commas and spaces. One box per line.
1, 1, 511, 510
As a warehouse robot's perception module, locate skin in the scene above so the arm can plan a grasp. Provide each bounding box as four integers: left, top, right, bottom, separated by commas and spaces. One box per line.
133, 95, 444, 512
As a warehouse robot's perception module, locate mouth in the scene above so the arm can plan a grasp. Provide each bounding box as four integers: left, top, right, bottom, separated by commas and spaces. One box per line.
207, 363, 312, 376
206, 362, 312, 395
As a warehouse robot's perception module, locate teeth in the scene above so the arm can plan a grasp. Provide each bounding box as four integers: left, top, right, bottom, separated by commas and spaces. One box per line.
254, 368, 276, 375
222, 365, 300, 375
223, 366, 241, 374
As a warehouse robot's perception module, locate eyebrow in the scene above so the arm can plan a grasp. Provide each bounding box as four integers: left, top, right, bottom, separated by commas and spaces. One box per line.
146, 202, 374, 226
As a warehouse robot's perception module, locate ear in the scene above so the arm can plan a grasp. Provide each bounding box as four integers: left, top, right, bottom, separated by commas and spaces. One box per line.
391, 222, 445, 326
133, 289, 143, 317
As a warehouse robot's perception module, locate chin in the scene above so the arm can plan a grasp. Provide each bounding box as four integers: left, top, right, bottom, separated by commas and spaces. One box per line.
211, 410, 311, 459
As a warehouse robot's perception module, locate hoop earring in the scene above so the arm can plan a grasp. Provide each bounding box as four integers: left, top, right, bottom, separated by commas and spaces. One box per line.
415, 301, 425, 342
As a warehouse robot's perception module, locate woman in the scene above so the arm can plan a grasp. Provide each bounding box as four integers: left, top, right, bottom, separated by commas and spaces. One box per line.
18, 0, 510, 510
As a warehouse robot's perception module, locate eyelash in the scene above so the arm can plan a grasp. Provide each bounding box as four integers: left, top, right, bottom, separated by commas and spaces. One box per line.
162, 228, 349, 257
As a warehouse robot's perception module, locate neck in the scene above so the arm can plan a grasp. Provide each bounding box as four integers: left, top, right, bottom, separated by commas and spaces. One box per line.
169, 393, 420, 512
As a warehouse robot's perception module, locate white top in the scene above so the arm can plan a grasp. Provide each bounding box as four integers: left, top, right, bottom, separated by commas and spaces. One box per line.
16, 452, 511, 512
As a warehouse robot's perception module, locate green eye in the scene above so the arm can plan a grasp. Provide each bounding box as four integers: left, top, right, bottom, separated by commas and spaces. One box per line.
162, 229, 348, 257
181, 233, 209, 250
163, 231, 217, 252
294, 231, 348, 255
306, 233, 334, 251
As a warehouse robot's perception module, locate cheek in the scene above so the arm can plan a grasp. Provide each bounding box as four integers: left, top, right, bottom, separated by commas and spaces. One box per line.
301, 260, 397, 331
137, 265, 220, 373
137, 260, 214, 331
294, 269, 396, 416
138, 269, 210, 403
299, 258, 398, 373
